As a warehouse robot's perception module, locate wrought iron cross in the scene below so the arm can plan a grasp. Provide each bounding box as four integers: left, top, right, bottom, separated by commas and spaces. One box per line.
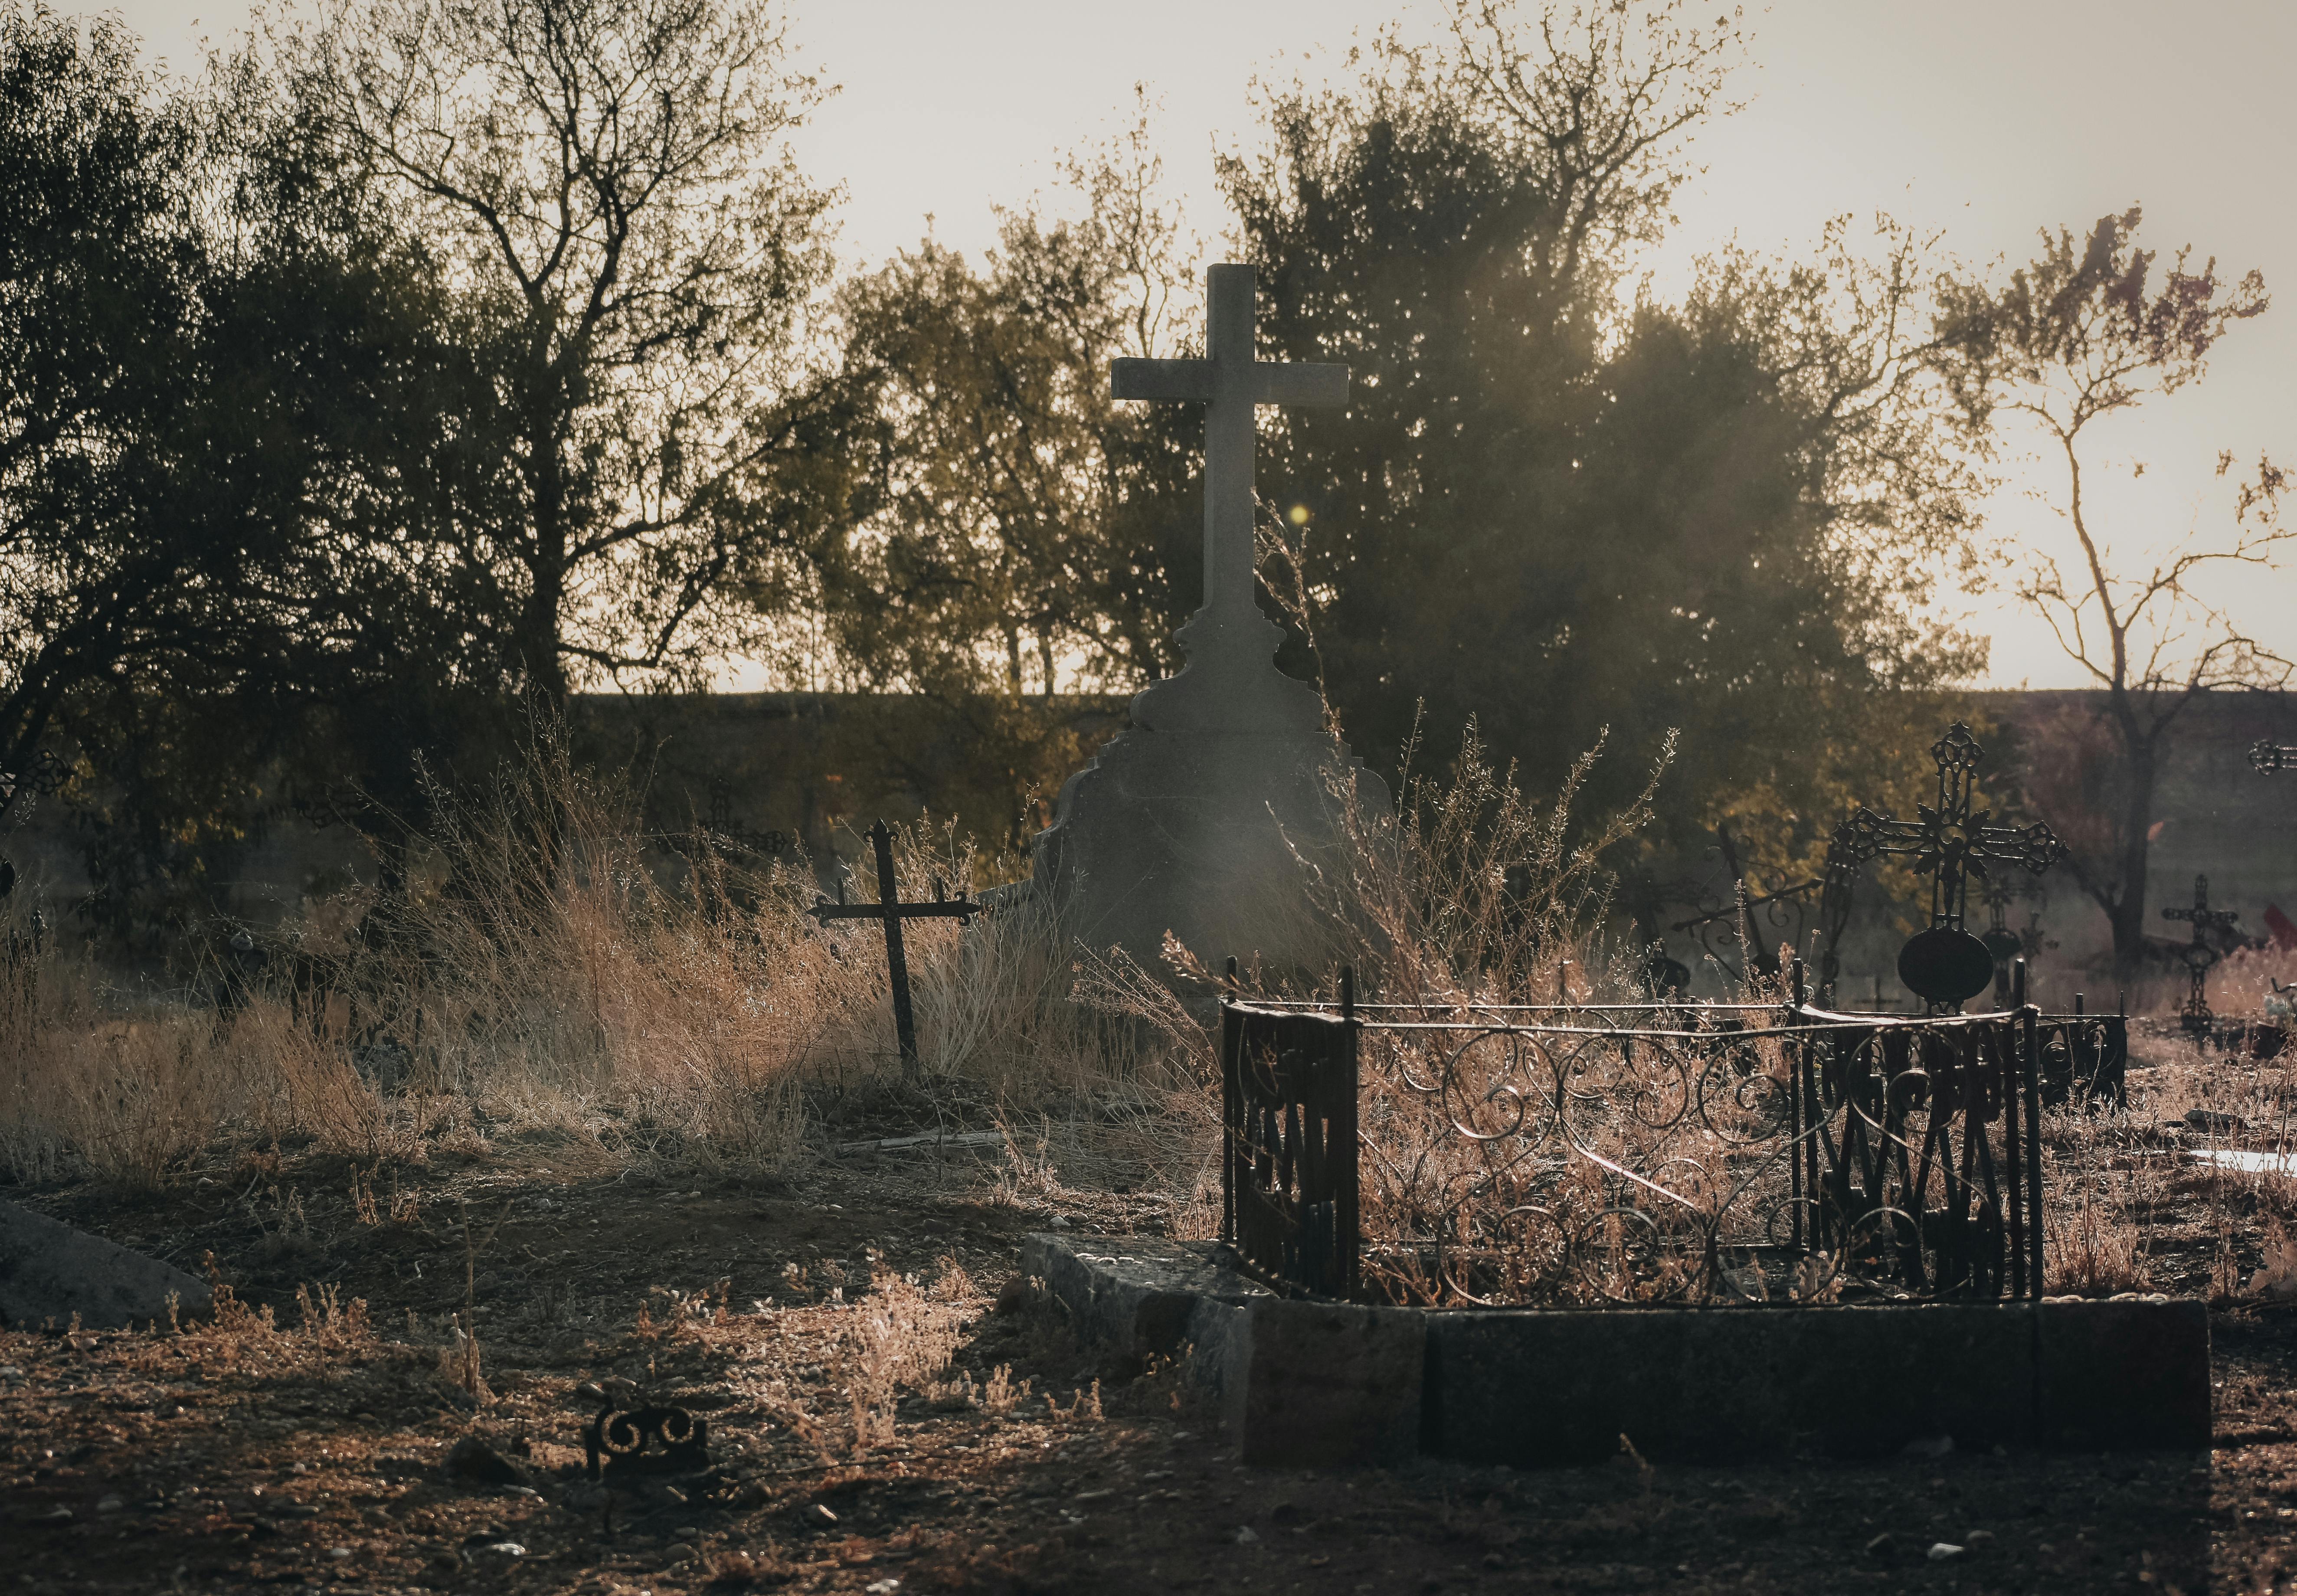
2162, 873, 2240, 1033
2252, 739, 2297, 775
808, 820, 978, 1078
1838, 723, 2064, 932
1825, 723, 2065, 1009
1981, 878, 2028, 1004
1112, 265, 1348, 625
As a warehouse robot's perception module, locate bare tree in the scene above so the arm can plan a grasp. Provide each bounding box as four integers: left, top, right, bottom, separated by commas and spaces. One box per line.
1937, 207, 2284, 980
1437, 0, 1750, 311
287, 0, 843, 703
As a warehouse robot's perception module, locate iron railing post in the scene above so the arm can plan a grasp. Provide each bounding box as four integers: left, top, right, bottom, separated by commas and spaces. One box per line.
2019, 958, 2046, 1298
1338, 965, 1361, 1298
1220, 956, 1239, 1251
1789, 956, 1807, 1253
2006, 968, 2027, 1299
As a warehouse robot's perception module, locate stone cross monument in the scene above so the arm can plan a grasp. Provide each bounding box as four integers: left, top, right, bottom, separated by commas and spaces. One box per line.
1021, 263, 1391, 974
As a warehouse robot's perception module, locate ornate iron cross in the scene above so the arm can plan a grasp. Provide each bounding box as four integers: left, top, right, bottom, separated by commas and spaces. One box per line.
1828, 723, 2065, 1008
2251, 739, 2297, 775
2161, 873, 2240, 1033
1842, 724, 2063, 930
808, 820, 978, 1078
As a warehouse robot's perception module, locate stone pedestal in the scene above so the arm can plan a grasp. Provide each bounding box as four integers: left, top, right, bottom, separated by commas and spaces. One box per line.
1026, 601, 1389, 975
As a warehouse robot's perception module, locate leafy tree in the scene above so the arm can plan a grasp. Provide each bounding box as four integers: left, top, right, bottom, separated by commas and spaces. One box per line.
283, 0, 849, 704
1935, 208, 2282, 980
829, 103, 1201, 699
1224, 0, 1989, 883
0, 4, 216, 818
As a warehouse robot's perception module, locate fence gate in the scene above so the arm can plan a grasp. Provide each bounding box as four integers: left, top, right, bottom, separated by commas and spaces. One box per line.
1220, 993, 1360, 1298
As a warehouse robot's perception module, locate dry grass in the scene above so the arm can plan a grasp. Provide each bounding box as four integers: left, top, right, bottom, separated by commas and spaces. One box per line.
10, 710, 2286, 1314
2037, 1027, 2297, 1298
0, 723, 1204, 1192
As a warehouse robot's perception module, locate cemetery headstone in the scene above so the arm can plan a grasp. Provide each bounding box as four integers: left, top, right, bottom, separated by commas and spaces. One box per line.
1018, 264, 1391, 975
0, 1199, 211, 1330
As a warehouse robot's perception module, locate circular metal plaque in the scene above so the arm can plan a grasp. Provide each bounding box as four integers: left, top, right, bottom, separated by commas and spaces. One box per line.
1897, 927, 1997, 1005
1642, 954, 1692, 999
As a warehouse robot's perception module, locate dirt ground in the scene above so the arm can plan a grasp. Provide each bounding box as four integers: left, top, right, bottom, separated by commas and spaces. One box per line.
5, 1081, 2297, 1596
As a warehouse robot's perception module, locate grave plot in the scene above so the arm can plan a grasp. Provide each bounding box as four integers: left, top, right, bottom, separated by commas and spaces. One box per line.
1037, 961, 2209, 1474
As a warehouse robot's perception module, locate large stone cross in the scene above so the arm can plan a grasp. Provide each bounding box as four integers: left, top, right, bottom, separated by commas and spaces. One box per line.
1112, 264, 1348, 630
1011, 261, 1383, 975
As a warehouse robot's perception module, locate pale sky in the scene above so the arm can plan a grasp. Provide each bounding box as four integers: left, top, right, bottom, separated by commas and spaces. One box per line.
122, 0, 2297, 690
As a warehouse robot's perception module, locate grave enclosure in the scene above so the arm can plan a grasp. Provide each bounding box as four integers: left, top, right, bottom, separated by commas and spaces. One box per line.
1034, 962, 2203, 1468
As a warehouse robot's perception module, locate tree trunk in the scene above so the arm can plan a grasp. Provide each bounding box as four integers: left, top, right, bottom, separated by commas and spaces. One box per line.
521, 404, 569, 709
2105, 697, 2160, 986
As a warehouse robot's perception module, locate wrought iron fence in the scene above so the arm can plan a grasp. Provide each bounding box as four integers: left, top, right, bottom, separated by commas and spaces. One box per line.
1220, 962, 2087, 1308
2036, 1010, 2127, 1106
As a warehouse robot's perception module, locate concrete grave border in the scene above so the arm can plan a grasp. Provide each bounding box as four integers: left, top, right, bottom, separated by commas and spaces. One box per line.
1024, 1233, 2210, 1469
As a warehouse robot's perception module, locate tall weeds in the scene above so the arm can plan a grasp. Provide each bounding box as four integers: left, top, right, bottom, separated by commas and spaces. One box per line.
0, 724, 1177, 1187
0, 710, 1692, 1242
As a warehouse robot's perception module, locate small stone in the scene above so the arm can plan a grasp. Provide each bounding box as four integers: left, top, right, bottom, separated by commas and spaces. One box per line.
1901, 1434, 1954, 1460
1073, 1489, 1113, 1504
328, 1547, 353, 1560
1965, 1530, 1996, 1547
1270, 1502, 1305, 1527
811, 1503, 838, 1524
1927, 1542, 1964, 1562
673, 1527, 700, 1540
36, 1507, 73, 1527
665, 1544, 697, 1564
1050, 1215, 1071, 1230
446, 1436, 524, 1487
95, 1496, 122, 1514
1236, 1525, 1260, 1544
1863, 1533, 1895, 1558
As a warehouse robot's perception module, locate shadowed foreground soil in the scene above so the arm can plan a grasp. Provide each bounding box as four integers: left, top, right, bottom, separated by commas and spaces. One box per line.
1, 1141, 2291, 1596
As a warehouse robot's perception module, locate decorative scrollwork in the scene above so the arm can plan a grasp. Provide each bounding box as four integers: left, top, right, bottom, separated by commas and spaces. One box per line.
581, 1403, 710, 1482
1266, 997, 2048, 1310
0, 749, 74, 803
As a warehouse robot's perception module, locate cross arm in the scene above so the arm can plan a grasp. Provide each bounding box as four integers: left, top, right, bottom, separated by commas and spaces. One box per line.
1251, 362, 1349, 407
808, 895, 980, 927
1974, 821, 2066, 875
1112, 359, 1211, 402
1844, 806, 1926, 860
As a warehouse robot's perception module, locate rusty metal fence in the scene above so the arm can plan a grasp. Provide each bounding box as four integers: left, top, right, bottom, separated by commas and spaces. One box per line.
1221, 961, 2108, 1307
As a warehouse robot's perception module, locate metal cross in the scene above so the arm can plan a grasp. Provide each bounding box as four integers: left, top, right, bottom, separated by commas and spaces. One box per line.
700, 779, 789, 860
808, 820, 978, 1078
2252, 739, 2297, 775
1837, 723, 2064, 932
1981, 878, 2029, 1005
1112, 265, 1348, 624
2161, 872, 2240, 1033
